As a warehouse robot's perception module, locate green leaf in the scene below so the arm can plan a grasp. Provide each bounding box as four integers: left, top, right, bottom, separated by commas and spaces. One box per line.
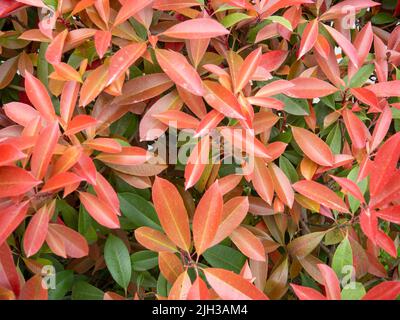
131, 251, 158, 271
72, 281, 104, 300
349, 64, 375, 88
266, 16, 293, 31
37, 42, 49, 87
48, 270, 74, 300
275, 94, 310, 116
203, 245, 246, 273
371, 12, 396, 25
279, 156, 298, 183
341, 282, 366, 300
104, 235, 132, 290
221, 13, 251, 28
332, 237, 353, 280
118, 193, 161, 230
347, 167, 368, 213
326, 123, 342, 154
157, 274, 172, 298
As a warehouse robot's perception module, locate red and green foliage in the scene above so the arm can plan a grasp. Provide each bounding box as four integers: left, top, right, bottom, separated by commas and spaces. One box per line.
0, 0, 400, 300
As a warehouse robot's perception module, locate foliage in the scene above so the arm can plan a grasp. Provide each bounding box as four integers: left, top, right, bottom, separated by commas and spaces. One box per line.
0, 0, 399, 300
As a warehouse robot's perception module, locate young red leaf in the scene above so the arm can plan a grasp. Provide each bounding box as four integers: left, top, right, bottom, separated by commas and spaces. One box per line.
235, 47, 262, 93
230, 226, 266, 262
318, 264, 341, 300
0, 144, 26, 166
134, 227, 177, 253
362, 281, 400, 300
330, 175, 365, 203
0, 242, 20, 296
285, 77, 339, 99
298, 19, 319, 59
161, 18, 229, 39
0, 166, 40, 198
113, 0, 153, 26
41, 172, 83, 193
23, 205, 51, 257
342, 108, 370, 149
152, 177, 191, 252
291, 284, 327, 300
193, 181, 223, 255
203, 268, 269, 300
184, 135, 210, 190
155, 49, 204, 96
293, 180, 349, 213
187, 277, 210, 300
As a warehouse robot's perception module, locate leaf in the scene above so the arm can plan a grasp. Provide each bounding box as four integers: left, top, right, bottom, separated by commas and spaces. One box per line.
362, 281, 400, 300
342, 109, 370, 149
79, 63, 109, 107
64, 115, 97, 136
0, 242, 20, 296
264, 256, 289, 299
318, 264, 341, 300
291, 284, 327, 300
268, 162, 295, 208
221, 13, 251, 28
193, 181, 223, 255
96, 146, 149, 166
107, 42, 147, 85
134, 227, 177, 253
161, 18, 229, 39
211, 197, 249, 246
235, 47, 262, 93
370, 132, 400, 196
113, 0, 153, 26
46, 224, 89, 258
230, 226, 266, 262
158, 252, 184, 284
83, 138, 122, 153
94, 30, 111, 59
72, 281, 104, 300
184, 135, 210, 190
252, 157, 274, 205
168, 270, 191, 300
60, 81, 80, 125
104, 234, 132, 290
0, 166, 40, 198
203, 268, 269, 300
131, 251, 158, 271
292, 126, 334, 166
45, 29, 68, 65
0, 202, 29, 247
286, 77, 338, 99
330, 175, 365, 203
155, 49, 204, 96
287, 230, 328, 258
341, 282, 366, 300
119, 193, 161, 230
298, 19, 318, 59
187, 277, 210, 300
203, 245, 246, 273
19, 275, 48, 300
25, 72, 56, 122
79, 192, 120, 229
23, 205, 50, 257
152, 177, 191, 252
293, 180, 349, 213
203, 81, 244, 119
369, 106, 392, 153
324, 24, 360, 68
0, 144, 26, 166
320, 0, 380, 21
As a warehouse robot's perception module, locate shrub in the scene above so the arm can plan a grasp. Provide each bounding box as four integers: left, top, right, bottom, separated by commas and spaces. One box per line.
0, 0, 399, 301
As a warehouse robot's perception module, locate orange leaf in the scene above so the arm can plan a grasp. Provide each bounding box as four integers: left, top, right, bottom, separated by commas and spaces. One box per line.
292, 126, 334, 166
41, 172, 83, 193
18, 275, 47, 300
158, 252, 184, 284
45, 29, 68, 65
113, 0, 153, 26
203, 268, 269, 300
79, 192, 120, 229
0, 242, 20, 296
298, 19, 318, 59
60, 81, 80, 125
25, 72, 56, 122
64, 115, 97, 136
285, 77, 339, 99
30, 122, 60, 180
96, 146, 149, 166
94, 30, 111, 59
268, 162, 294, 208
187, 277, 210, 300
193, 181, 223, 255
230, 226, 266, 261
236, 47, 262, 93
0, 144, 26, 166
23, 205, 51, 257
83, 138, 122, 153
0, 166, 40, 198
79, 63, 109, 107
152, 177, 191, 252
161, 18, 229, 39
342, 108, 370, 149
134, 226, 177, 253
293, 180, 349, 213
156, 49, 204, 96
168, 270, 191, 300
184, 135, 210, 189
0, 202, 29, 247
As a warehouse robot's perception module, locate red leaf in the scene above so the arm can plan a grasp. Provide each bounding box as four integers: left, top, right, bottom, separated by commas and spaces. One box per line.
285, 77, 338, 99
83, 138, 122, 153
25, 72, 56, 122
41, 172, 82, 194
203, 268, 269, 300
30, 122, 60, 180
193, 181, 223, 255
318, 264, 341, 300
330, 175, 365, 203
156, 49, 204, 96
161, 18, 229, 39
0, 202, 29, 247
0, 242, 20, 296
362, 281, 400, 300
45, 29, 68, 65
60, 81, 80, 125
184, 135, 210, 189
342, 108, 370, 149
94, 31, 111, 59
18, 275, 47, 300
134, 227, 177, 253
64, 115, 97, 136
0, 166, 40, 198
369, 106, 392, 153
113, 0, 153, 26
152, 177, 191, 252
96, 146, 149, 166
79, 192, 120, 229
0, 144, 26, 166
293, 180, 349, 213
291, 284, 327, 300
252, 157, 274, 205
236, 47, 262, 93
230, 226, 266, 262
292, 126, 334, 166
187, 277, 210, 300
298, 19, 318, 59
23, 204, 51, 257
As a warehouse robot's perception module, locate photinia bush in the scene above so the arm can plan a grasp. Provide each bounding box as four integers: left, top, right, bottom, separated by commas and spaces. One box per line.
0, 0, 399, 301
